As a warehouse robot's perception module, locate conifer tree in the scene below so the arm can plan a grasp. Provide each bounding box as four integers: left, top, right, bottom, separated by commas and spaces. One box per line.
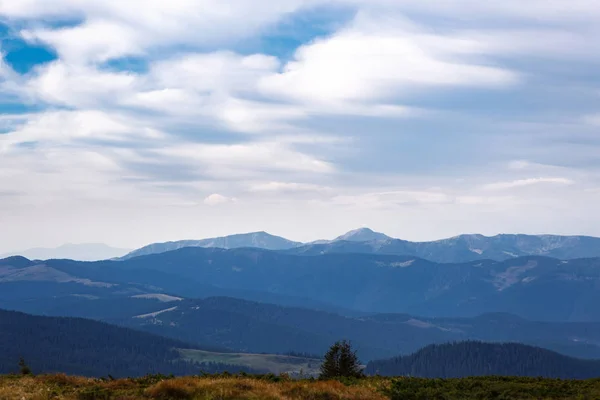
338, 340, 362, 378
319, 340, 362, 379
320, 341, 341, 379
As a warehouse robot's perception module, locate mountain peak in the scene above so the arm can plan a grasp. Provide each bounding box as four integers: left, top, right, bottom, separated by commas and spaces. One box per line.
335, 227, 392, 242
122, 231, 302, 260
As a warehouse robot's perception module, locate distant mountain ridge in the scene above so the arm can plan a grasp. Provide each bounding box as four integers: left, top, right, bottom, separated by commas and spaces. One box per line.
1, 243, 131, 261
289, 233, 600, 263
365, 341, 600, 379
121, 231, 302, 260
121, 228, 600, 263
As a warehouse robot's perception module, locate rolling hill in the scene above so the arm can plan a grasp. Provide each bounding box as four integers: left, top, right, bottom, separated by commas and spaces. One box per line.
365, 341, 600, 378
0, 309, 205, 377
113, 297, 600, 362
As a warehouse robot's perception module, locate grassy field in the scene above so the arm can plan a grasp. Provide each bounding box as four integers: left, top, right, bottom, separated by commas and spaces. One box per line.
2, 374, 600, 399
177, 349, 322, 376
0, 374, 386, 400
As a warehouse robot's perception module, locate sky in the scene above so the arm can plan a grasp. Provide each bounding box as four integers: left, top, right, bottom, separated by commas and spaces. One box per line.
1, 1, 600, 252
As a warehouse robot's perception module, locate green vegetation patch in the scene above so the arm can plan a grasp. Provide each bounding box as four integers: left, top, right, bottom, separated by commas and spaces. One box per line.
178, 349, 322, 376
385, 376, 600, 400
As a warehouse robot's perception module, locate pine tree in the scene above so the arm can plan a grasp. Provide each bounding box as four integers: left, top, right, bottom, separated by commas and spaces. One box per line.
320, 341, 341, 379
338, 340, 362, 378
319, 340, 363, 379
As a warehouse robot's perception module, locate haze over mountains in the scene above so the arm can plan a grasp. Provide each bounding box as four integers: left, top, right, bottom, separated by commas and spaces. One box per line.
0, 243, 131, 262
7, 228, 600, 263
123, 231, 302, 260
4, 245, 600, 321
115, 297, 600, 361
120, 227, 600, 263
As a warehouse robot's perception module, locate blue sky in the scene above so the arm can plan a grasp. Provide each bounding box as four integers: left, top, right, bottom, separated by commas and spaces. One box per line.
1, 1, 600, 251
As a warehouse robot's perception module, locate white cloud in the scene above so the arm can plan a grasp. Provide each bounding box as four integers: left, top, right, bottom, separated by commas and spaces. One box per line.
212, 97, 307, 133
25, 62, 137, 108
22, 21, 141, 64
341, 0, 600, 23
156, 141, 335, 179
0, 110, 164, 151
583, 114, 600, 126
483, 178, 575, 191
507, 160, 533, 170
249, 181, 332, 193
259, 11, 517, 105
149, 52, 280, 92
463, 29, 600, 60
317, 187, 525, 211
6, 0, 309, 64
327, 190, 454, 209
203, 193, 236, 206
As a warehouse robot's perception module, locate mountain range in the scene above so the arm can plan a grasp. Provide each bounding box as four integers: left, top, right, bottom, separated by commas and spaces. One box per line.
4, 249, 600, 361
3, 248, 600, 321
4, 228, 600, 376
7, 228, 600, 263
120, 228, 600, 263
287, 232, 600, 263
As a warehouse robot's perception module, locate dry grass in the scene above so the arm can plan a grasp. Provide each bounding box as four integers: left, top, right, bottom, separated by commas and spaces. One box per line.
146, 377, 387, 399
0, 374, 387, 400
3, 374, 600, 399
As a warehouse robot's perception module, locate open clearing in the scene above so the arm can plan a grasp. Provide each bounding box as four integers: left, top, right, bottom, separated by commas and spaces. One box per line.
177, 349, 322, 376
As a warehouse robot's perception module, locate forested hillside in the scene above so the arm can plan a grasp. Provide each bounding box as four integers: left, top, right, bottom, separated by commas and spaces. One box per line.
5, 250, 600, 321
0, 309, 253, 377
116, 298, 600, 361
365, 341, 600, 378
